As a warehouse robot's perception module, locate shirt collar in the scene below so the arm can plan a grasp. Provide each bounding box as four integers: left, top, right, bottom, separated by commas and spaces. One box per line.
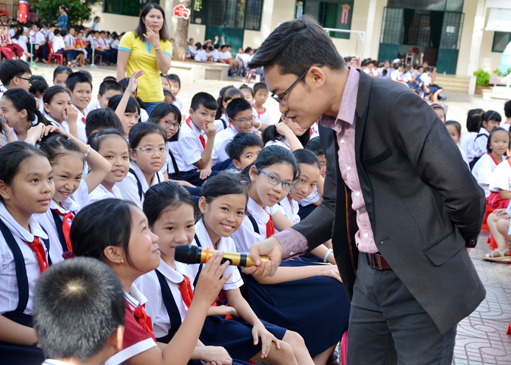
50, 191, 81, 214
157, 259, 184, 284
0, 202, 48, 241
125, 283, 148, 310
43, 360, 75, 365
129, 162, 150, 193
247, 198, 270, 224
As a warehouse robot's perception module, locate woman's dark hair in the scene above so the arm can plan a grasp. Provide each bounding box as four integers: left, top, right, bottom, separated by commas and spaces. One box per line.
482, 110, 502, 124
201, 172, 248, 204
59, 5, 68, 12
293, 149, 320, 169
135, 4, 170, 42
128, 122, 167, 149
108, 94, 140, 115
3, 89, 50, 126
149, 103, 181, 142
0, 142, 49, 203
89, 129, 129, 153
487, 127, 510, 154
29, 75, 48, 96
241, 145, 299, 182
40, 134, 82, 165
445, 121, 461, 136
216, 86, 243, 120
71, 199, 139, 266
53, 66, 72, 81
466, 109, 484, 133
43, 85, 71, 108
306, 137, 324, 156
143, 181, 195, 227
262, 119, 310, 148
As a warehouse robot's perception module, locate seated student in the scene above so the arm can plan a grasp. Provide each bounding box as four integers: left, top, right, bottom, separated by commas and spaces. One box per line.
403, 64, 419, 90
215, 86, 244, 132
262, 114, 309, 151
492, 205, 511, 263
66, 72, 93, 142
226, 132, 264, 171
99, 30, 116, 64
253, 82, 272, 129
472, 127, 509, 198
186, 38, 197, 59
166, 74, 185, 119
92, 79, 123, 110
421, 66, 444, 102
470, 110, 502, 168
0, 59, 31, 94
72, 31, 88, 66
0, 142, 54, 364
43, 85, 84, 141
28, 75, 48, 110
431, 103, 446, 122
211, 43, 221, 62
194, 43, 208, 62
51, 29, 66, 56
460, 108, 484, 165
170, 92, 219, 186
445, 120, 469, 166
33, 257, 125, 365
31, 22, 47, 62
53, 65, 73, 87
71, 198, 232, 365
219, 44, 242, 74
502, 100, 511, 132
213, 98, 255, 164
87, 31, 108, 64
390, 62, 404, 82
1, 24, 24, 59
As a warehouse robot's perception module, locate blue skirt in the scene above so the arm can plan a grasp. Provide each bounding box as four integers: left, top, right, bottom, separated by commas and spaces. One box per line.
200, 315, 286, 361
242, 258, 350, 357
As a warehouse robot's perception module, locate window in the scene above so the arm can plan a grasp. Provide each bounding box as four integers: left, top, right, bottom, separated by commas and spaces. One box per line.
191, 0, 263, 31
493, 32, 511, 53
303, 0, 355, 39
103, 0, 158, 16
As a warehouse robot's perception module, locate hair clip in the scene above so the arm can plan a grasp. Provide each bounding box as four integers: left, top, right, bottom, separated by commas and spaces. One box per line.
62, 251, 76, 260
66, 137, 71, 141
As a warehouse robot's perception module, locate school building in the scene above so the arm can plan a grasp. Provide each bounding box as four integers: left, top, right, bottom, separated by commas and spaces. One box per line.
92, 0, 511, 91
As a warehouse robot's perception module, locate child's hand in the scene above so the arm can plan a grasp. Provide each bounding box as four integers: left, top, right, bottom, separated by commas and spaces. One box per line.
63, 106, 78, 125
0, 116, 12, 136
41, 125, 68, 137
252, 322, 280, 358
24, 123, 45, 145
350, 57, 361, 68
194, 252, 232, 306
199, 167, 212, 180
275, 121, 292, 136
201, 346, 232, 365
204, 122, 217, 138
494, 209, 507, 217
320, 264, 342, 283
128, 69, 144, 95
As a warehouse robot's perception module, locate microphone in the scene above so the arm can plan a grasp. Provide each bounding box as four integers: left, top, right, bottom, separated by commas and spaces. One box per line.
174, 245, 269, 267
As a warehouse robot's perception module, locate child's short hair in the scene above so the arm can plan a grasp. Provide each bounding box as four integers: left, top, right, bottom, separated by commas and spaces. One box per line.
99, 80, 122, 96
466, 109, 484, 132
166, 74, 181, 88
482, 110, 502, 124
28, 75, 49, 96
239, 84, 254, 96
33, 257, 125, 361
0, 59, 31, 86
306, 137, 324, 156
54, 29, 61, 36
293, 148, 321, 169
108, 94, 140, 115
226, 98, 252, 119
85, 109, 124, 139
128, 122, 167, 149
253, 82, 268, 94
504, 100, 511, 119
226, 132, 264, 161
191, 92, 218, 112
102, 76, 117, 83
445, 120, 461, 136
66, 72, 93, 92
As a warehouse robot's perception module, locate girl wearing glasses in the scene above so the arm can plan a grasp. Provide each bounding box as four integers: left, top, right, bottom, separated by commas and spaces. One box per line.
231, 145, 350, 365
117, 123, 166, 209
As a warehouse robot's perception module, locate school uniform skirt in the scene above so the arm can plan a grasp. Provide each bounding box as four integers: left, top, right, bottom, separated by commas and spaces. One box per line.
242, 258, 350, 357
487, 191, 510, 210
200, 315, 286, 361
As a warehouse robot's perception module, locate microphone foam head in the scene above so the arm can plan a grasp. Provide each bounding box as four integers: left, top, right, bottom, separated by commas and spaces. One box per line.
174, 244, 198, 264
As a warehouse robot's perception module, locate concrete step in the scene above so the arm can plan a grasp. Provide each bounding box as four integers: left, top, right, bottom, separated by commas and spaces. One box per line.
437, 76, 470, 93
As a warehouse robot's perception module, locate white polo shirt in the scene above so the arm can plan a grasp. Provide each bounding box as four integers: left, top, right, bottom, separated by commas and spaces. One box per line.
116, 162, 164, 209
171, 120, 208, 172
87, 183, 123, 205
213, 126, 239, 163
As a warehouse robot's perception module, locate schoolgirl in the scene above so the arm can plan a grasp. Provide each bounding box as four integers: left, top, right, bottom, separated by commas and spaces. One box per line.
215, 86, 244, 132
262, 114, 310, 151
70, 198, 232, 365
472, 127, 509, 198
139, 178, 313, 364
230, 145, 349, 365
108, 94, 140, 138
52, 66, 73, 87
445, 120, 469, 166
87, 129, 130, 204
34, 126, 111, 264
0, 142, 54, 364
0, 89, 49, 146
117, 123, 166, 209
470, 110, 502, 168
460, 109, 483, 165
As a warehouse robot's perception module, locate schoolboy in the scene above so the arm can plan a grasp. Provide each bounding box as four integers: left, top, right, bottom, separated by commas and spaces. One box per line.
421, 66, 444, 102
170, 92, 218, 186
0, 59, 31, 93
31, 22, 47, 62
186, 37, 197, 59
97, 80, 122, 109
98, 31, 113, 64
33, 257, 125, 365
253, 82, 272, 128
502, 100, 511, 131
85, 109, 125, 140
66, 72, 92, 142
213, 98, 255, 163
226, 132, 263, 171
166, 74, 185, 118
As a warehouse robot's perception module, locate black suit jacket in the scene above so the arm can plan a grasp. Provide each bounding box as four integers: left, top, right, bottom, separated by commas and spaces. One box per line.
293, 71, 486, 334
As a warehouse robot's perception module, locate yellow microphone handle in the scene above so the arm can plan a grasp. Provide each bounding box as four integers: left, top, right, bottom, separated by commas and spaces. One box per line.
204, 249, 270, 267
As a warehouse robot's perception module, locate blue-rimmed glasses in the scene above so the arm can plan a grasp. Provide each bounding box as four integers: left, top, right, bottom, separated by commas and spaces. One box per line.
258, 168, 295, 191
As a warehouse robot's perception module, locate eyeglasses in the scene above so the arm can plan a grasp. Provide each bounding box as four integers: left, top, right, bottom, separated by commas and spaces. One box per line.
258, 168, 295, 191
270, 64, 324, 105
133, 147, 166, 155
233, 116, 255, 124
160, 119, 180, 129
18, 76, 31, 82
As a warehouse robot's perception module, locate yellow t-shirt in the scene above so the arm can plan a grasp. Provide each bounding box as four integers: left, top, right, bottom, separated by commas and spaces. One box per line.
118, 31, 172, 103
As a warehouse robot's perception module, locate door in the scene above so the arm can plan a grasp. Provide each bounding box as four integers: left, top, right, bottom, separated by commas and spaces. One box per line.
436, 12, 464, 75
205, 26, 244, 53
204, 0, 245, 53
378, 7, 403, 62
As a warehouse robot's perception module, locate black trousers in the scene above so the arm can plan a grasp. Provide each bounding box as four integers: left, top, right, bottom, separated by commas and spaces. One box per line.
347, 253, 457, 365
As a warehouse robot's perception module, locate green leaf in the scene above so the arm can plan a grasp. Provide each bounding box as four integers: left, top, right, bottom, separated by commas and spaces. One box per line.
34, 0, 103, 25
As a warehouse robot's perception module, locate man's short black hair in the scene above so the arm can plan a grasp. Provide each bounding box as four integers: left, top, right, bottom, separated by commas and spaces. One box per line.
504, 100, 511, 119
190, 92, 218, 111
99, 80, 122, 96
85, 109, 124, 138
166, 74, 181, 88
248, 15, 345, 76
226, 98, 252, 119
0, 60, 31, 86
66, 72, 93, 92
33, 257, 125, 361
226, 132, 264, 161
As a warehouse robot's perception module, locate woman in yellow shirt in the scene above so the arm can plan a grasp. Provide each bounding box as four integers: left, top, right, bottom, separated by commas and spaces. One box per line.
117, 4, 172, 115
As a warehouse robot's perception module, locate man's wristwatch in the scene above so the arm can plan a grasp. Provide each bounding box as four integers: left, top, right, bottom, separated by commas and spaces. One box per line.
465, 236, 477, 248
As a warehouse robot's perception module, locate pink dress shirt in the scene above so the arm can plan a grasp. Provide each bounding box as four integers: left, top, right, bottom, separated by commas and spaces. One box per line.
275, 67, 378, 258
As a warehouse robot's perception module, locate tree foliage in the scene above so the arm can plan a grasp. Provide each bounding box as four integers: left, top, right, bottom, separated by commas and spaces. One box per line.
35, 0, 103, 25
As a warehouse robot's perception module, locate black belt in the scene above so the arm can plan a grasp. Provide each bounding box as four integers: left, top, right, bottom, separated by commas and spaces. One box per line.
366, 252, 392, 270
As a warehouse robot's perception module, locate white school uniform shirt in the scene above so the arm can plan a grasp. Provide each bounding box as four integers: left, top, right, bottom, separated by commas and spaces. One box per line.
35, 180, 89, 264
171, 120, 207, 172
489, 159, 511, 194
13, 35, 28, 52
63, 34, 75, 47
0, 202, 49, 315
265, 137, 291, 149
214, 114, 229, 133
111, 39, 120, 49
43, 360, 76, 365
420, 73, 431, 87
186, 44, 197, 57
98, 38, 109, 50
179, 219, 244, 291
173, 96, 186, 120
470, 127, 490, 160
472, 154, 501, 198
140, 108, 149, 123
459, 147, 470, 166
390, 69, 403, 81
460, 132, 477, 164
254, 107, 273, 126
277, 196, 300, 224
135, 259, 189, 339
47, 32, 55, 43
87, 183, 123, 205
8, 27, 14, 37
161, 141, 177, 176
220, 51, 232, 60
116, 162, 164, 209
402, 71, 414, 83
213, 125, 239, 163
44, 113, 70, 133
32, 31, 45, 45
73, 107, 88, 144
51, 36, 65, 52
194, 49, 208, 62
299, 186, 321, 207
1, 127, 18, 146
211, 49, 221, 62
231, 197, 278, 254
105, 284, 157, 365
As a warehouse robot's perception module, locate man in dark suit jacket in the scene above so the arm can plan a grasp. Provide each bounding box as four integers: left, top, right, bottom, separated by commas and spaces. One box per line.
244, 16, 486, 364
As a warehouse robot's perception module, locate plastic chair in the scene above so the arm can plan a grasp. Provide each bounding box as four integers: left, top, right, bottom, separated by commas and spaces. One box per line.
340, 330, 348, 365
507, 318, 511, 335
47, 42, 63, 66
482, 204, 493, 231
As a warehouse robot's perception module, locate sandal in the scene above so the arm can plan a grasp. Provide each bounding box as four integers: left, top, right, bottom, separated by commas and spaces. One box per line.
482, 249, 511, 261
